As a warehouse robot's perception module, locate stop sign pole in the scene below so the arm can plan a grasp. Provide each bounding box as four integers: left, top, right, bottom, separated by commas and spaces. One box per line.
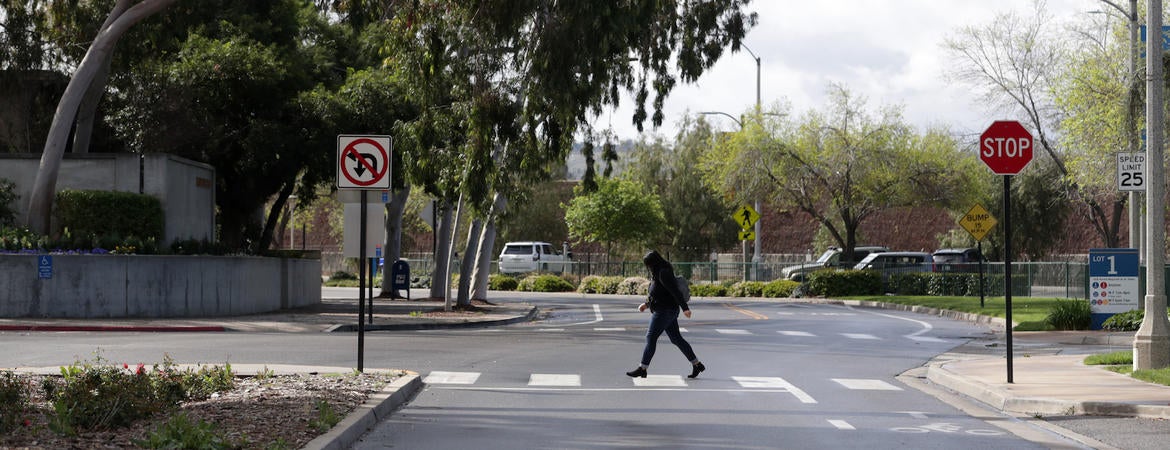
980, 120, 1033, 384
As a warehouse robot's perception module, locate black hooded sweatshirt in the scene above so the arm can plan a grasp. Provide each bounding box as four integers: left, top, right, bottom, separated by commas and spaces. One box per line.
643, 250, 689, 312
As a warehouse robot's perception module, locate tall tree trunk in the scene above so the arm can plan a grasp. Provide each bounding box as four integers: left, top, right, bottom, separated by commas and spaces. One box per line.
471, 193, 507, 301
380, 186, 410, 296
72, 0, 127, 155
456, 218, 483, 308
258, 179, 296, 252
443, 195, 465, 311
428, 201, 453, 300
24, 0, 175, 234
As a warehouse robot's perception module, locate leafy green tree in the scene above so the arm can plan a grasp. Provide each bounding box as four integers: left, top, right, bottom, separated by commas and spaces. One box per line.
623, 117, 739, 261
703, 85, 979, 263
564, 178, 666, 261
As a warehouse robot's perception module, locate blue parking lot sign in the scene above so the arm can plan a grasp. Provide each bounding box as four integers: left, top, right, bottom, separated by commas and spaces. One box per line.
1088, 248, 1140, 329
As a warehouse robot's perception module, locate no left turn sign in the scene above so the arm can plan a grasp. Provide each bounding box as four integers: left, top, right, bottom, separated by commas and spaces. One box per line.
337, 135, 391, 189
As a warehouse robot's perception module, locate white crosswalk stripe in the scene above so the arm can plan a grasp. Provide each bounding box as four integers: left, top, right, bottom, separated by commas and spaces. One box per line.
529, 374, 581, 387
778, 330, 815, 337
716, 329, 752, 335
632, 375, 687, 387
731, 376, 817, 403
424, 371, 481, 385
841, 333, 880, 340
907, 335, 946, 342
832, 378, 903, 391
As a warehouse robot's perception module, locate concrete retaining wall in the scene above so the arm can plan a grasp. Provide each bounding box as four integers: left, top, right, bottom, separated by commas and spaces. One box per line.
0, 255, 320, 318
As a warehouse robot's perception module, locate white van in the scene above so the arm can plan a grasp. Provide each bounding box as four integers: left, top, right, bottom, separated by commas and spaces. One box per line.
498, 241, 571, 273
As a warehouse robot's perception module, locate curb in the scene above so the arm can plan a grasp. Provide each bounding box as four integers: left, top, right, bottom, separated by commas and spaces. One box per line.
302, 372, 424, 450
925, 360, 1170, 419
0, 324, 227, 332
325, 305, 539, 332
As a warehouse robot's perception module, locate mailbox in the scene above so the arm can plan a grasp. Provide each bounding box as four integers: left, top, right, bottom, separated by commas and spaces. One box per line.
390, 260, 410, 300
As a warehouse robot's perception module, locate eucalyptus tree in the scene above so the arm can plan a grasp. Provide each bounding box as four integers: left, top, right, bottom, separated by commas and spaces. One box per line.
24, 0, 177, 235
703, 85, 978, 263
375, 0, 757, 304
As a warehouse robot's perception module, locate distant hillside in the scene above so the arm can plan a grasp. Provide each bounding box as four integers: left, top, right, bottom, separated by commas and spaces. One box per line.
562, 140, 638, 180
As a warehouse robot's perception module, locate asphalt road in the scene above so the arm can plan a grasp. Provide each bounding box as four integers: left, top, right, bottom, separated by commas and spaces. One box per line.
0, 291, 1144, 449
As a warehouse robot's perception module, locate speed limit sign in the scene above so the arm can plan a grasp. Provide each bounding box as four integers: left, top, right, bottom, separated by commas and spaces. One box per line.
1117, 152, 1146, 192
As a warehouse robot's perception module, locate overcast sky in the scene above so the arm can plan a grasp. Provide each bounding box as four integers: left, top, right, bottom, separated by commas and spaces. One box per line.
595, 0, 1095, 142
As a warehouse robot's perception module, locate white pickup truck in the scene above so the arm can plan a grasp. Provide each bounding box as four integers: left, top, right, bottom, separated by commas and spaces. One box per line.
498, 241, 571, 273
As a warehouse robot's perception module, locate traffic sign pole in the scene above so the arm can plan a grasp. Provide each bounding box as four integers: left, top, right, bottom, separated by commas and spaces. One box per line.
358, 191, 366, 373
1002, 176, 1014, 384
979, 120, 1033, 384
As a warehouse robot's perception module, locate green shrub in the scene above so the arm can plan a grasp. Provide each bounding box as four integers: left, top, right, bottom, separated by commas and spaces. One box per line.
309, 399, 341, 433
170, 238, 229, 255
0, 178, 17, 227
888, 273, 931, 295
1103, 309, 1144, 331
690, 283, 727, 297
617, 277, 650, 295
135, 412, 238, 449
762, 279, 800, 298
55, 189, 164, 242
1045, 299, 1091, 330
577, 276, 604, 294
518, 274, 575, 292
729, 281, 766, 297
489, 274, 519, 291
41, 355, 235, 434
0, 371, 30, 434
46, 362, 163, 433
577, 275, 629, 294
806, 270, 882, 297
330, 271, 357, 281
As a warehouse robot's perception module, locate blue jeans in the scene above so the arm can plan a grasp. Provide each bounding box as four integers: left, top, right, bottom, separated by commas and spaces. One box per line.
640, 308, 697, 366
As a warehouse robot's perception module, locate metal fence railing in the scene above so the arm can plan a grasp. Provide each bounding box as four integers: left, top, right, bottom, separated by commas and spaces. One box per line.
326, 253, 1112, 299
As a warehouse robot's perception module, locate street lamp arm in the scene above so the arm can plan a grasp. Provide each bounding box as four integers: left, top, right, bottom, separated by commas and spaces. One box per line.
700, 111, 743, 128
1097, 0, 1135, 20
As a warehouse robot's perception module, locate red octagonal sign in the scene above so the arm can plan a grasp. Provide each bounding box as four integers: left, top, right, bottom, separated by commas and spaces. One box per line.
980, 120, 1033, 175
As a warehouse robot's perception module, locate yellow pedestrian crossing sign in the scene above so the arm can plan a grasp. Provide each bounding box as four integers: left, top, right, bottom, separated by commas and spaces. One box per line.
738, 230, 756, 241
733, 205, 760, 231
958, 204, 997, 242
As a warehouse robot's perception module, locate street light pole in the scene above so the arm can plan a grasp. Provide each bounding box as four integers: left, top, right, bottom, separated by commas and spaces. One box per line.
1100, 0, 1144, 258
1135, 0, 1170, 370
742, 44, 763, 280
700, 111, 749, 281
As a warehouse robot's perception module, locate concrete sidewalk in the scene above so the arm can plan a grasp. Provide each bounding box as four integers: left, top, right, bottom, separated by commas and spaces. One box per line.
0, 294, 538, 333
924, 330, 1170, 419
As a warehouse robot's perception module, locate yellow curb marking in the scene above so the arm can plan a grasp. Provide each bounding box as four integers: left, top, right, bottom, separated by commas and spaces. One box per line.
722, 303, 768, 320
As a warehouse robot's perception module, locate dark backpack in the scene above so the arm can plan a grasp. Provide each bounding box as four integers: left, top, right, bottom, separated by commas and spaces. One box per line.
675, 275, 691, 304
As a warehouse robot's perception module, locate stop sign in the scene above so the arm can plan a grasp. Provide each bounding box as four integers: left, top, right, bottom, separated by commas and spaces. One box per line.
980, 121, 1033, 175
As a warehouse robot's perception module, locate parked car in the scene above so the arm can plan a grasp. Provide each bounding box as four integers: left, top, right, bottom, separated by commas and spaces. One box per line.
498, 241, 571, 273
780, 246, 889, 282
853, 251, 934, 274
931, 248, 983, 273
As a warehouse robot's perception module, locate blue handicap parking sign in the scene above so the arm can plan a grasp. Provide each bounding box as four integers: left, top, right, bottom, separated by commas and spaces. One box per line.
38, 255, 52, 279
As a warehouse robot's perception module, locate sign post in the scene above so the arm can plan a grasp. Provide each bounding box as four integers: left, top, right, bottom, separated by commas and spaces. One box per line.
337, 134, 392, 373
958, 204, 997, 308
732, 205, 760, 281
980, 120, 1033, 384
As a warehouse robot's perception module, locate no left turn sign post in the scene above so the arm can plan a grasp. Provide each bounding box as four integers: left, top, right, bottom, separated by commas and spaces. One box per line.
337, 135, 391, 189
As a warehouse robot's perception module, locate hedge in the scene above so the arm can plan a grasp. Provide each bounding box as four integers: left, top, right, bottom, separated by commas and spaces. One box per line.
55, 189, 163, 242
